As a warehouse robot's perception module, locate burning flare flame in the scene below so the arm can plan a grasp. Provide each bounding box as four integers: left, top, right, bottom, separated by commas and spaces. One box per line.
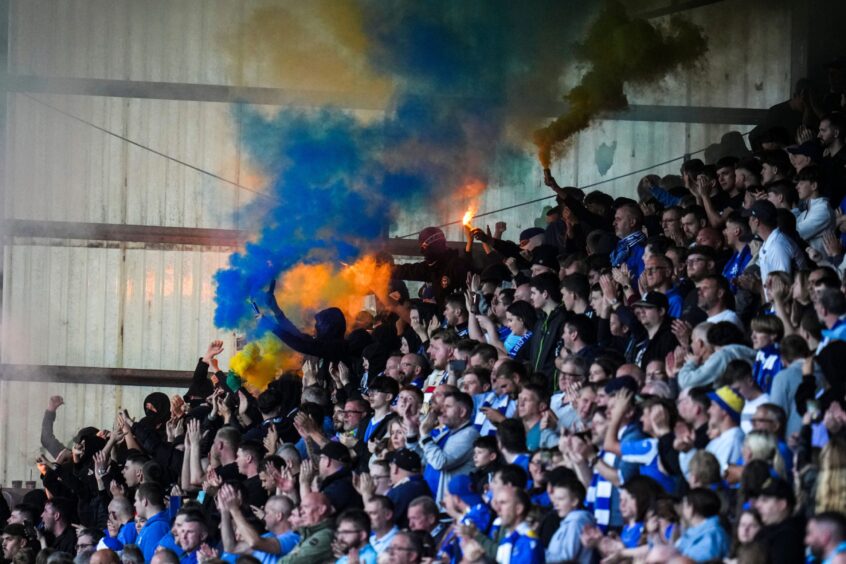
462, 207, 476, 228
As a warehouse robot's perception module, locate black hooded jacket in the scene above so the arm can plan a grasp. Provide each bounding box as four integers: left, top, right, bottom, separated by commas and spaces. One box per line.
263, 281, 354, 386
41, 431, 108, 528
392, 247, 472, 306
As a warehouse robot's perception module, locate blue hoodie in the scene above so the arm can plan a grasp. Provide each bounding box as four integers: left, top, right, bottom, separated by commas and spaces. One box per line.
675, 516, 730, 561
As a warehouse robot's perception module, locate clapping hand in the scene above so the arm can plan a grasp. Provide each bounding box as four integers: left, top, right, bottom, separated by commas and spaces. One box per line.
580, 524, 603, 548
203, 340, 224, 365
540, 409, 558, 431
185, 418, 201, 448
299, 460, 316, 491
93, 450, 109, 479
611, 264, 631, 288
237, 390, 249, 416
610, 389, 633, 422
823, 230, 843, 257
504, 257, 519, 275
352, 472, 376, 500
302, 357, 319, 387
171, 395, 187, 419
670, 319, 692, 346
205, 465, 222, 489
109, 480, 125, 499
263, 426, 279, 455
196, 544, 219, 564
427, 316, 440, 338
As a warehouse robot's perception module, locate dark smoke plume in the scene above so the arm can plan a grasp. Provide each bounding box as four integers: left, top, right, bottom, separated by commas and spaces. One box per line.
534, 1, 708, 167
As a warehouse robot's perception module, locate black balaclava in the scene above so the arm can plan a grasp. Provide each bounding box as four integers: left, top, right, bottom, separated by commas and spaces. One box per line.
419, 227, 447, 262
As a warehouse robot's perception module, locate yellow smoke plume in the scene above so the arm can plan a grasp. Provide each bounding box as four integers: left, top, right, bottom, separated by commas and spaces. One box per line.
229, 333, 302, 392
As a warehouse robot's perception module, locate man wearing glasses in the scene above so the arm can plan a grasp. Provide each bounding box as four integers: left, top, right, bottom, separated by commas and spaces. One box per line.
681, 245, 717, 325
332, 509, 378, 564
643, 255, 683, 318
75, 528, 101, 557
338, 398, 370, 443
386, 531, 424, 564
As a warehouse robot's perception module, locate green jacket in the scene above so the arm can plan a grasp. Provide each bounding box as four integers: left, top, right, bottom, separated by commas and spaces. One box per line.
279, 519, 335, 564
475, 523, 507, 560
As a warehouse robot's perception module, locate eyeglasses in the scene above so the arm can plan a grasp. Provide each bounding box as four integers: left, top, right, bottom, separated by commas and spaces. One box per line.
388, 546, 416, 553
557, 371, 583, 379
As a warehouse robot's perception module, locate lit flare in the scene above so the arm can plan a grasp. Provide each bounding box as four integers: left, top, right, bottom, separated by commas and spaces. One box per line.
462, 207, 476, 228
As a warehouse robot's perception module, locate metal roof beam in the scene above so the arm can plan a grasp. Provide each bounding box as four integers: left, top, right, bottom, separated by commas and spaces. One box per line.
1, 219, 452, 255
6, 74, 766, 125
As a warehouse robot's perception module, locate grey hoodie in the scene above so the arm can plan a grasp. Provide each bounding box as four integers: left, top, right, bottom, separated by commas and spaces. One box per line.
678, 344, 756, 389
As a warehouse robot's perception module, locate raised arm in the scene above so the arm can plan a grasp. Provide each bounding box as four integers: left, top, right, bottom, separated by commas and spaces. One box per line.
41, 396, 69, 460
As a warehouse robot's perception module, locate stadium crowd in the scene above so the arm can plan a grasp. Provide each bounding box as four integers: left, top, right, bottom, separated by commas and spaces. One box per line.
3, 71, 846, 564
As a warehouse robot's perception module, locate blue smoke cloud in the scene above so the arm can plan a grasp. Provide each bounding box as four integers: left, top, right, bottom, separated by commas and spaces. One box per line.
214, 1, 596, 330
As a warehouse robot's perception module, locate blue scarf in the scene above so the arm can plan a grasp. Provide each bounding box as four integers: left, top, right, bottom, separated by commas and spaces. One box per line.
611, 231, 646, 267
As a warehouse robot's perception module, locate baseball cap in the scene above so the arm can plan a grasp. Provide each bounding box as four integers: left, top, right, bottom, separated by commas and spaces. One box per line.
604, 375, 639, 396
531, 245, 559, 269
388, 448, 422, 473
707, 386, 745, 424
632, 291, 669, 310
448, 475, 483, 507
741, 200, 778, 225
519, 227, 545, 242
759, 477, 796, 507
320, 441, 352, 465
367, 376, 399, 398
786, 141, 823, 162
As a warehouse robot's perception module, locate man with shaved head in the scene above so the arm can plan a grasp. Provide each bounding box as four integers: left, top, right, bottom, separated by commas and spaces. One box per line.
280, 493, 334, 564
89, 549, 121, 564
100, 496, 137, 551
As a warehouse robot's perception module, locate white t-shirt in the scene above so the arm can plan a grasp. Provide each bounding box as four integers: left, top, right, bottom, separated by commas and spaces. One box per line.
741, 393, 771, 434
707, 309, 744, 330
706, 426, 745, 472
759, 228, 802, 284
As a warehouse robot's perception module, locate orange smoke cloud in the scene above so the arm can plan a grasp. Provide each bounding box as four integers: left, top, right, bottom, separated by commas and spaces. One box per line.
231, 255, 390, 391
272, 255, 392, 326
221, 1, 393, 105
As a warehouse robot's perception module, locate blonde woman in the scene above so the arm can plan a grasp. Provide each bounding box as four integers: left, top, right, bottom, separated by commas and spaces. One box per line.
742, 430, 787, 479
816, 436, 846, 513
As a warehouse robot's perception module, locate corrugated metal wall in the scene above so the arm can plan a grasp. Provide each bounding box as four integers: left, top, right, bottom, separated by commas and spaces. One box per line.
0, 0, 794, 482
0, 380, 184, 485
2, 245, 233, 368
